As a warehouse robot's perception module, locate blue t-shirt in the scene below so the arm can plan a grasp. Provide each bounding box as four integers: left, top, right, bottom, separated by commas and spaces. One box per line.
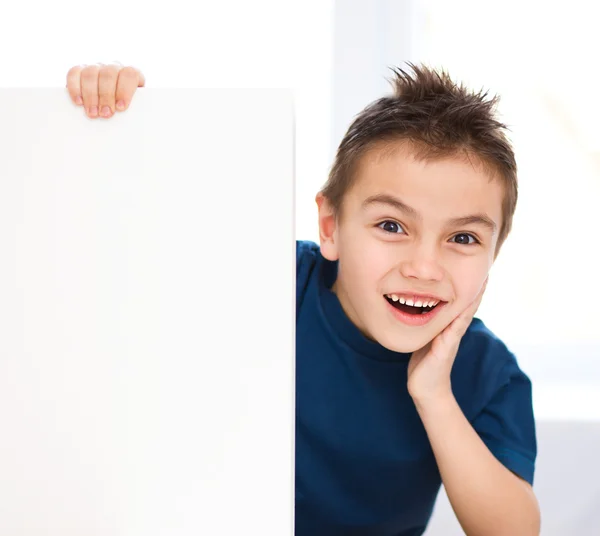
295, 240, 537, 536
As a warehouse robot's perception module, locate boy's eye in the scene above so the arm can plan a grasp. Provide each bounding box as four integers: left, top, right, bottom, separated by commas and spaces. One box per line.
451, 233, 478, 245
378, 221, 405, 234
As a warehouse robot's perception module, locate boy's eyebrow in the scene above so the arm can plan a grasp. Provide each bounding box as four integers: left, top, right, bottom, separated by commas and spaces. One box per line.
362, 194, 420, 218
447, 215, 497, 233
362, 193, 497, 233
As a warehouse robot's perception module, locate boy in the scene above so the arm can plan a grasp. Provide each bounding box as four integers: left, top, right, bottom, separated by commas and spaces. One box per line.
65, 62, 540, 535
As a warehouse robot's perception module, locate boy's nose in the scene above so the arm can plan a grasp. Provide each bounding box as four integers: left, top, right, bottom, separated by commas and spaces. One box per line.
398, 247, 444, 282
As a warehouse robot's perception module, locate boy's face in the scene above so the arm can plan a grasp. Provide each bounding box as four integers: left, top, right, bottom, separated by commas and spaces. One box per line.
318, 143, 504, 353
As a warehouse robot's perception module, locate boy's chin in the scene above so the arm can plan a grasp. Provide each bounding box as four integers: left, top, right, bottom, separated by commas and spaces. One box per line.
375, 330, 437, 355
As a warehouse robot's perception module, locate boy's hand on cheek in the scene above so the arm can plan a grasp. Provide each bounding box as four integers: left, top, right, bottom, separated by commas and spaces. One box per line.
66, 62, 145, 119
407, 278, 488, 407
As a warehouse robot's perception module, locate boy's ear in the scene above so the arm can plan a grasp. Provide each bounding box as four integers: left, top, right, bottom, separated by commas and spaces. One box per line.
315, 193, 340, 261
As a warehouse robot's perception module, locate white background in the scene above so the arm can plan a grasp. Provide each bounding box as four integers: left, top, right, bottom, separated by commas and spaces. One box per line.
0, 89, 294, 535
1, 0, 599, 533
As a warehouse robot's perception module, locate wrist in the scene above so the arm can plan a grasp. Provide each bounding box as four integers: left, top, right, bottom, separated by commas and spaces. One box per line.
411, 389, 457, 416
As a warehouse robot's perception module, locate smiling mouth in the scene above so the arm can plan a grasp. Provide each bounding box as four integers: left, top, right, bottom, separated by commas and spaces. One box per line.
384, 294, 444, 315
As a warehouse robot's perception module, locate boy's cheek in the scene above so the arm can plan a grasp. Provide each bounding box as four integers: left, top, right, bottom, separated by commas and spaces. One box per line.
340, 236, 383, 275
454, 255, 490, 287
453, 271, 489, 312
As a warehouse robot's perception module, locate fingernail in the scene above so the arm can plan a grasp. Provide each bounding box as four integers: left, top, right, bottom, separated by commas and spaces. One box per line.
101, 106, 112, 117
75, 96, 83, 105
116, 100, 125, 111
89, 106, 98, 117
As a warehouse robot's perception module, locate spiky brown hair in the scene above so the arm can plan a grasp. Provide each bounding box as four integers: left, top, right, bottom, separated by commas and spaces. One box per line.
320, 63, 518, 251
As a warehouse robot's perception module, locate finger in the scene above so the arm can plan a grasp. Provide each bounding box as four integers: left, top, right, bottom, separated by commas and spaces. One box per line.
446, 278, 489, 340
467, 277, 488, 317
98, 64, 120, 118
471, 279, 487, 309
80, 65, 100, 118
66, 65, 84, 105
115, 66, 145, 111
481, 276, 489, 295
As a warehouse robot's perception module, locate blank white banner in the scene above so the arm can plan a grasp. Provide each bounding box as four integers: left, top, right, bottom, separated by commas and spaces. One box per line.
0, 89, 294, 535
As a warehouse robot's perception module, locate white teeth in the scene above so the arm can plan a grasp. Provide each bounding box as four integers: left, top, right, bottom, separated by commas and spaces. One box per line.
386, 294, 441, 308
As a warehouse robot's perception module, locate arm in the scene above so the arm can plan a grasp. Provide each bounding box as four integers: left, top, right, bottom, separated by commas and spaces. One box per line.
407, 280, 540, 535
414, 393, 540, 536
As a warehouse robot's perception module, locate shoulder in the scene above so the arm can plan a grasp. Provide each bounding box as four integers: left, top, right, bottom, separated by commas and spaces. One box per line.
296, 239, 321, 264
296, 240, 321, 280
453, 318, 531, 413
296, 240, 322, 307
459, 317, 522, 374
